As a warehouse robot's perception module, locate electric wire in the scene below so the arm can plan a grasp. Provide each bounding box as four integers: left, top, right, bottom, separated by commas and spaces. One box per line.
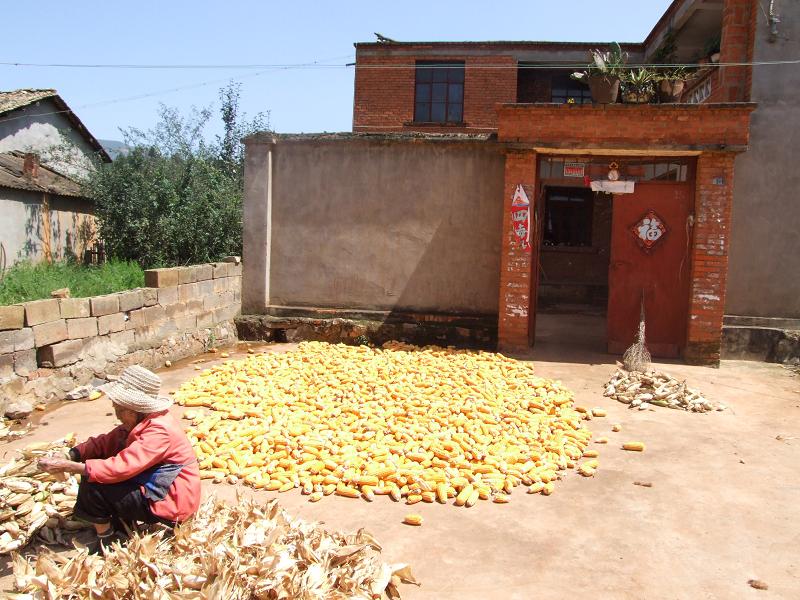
2, 58, 800, 70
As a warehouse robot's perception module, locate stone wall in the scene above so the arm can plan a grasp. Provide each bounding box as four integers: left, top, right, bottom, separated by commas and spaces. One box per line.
0, 260, 242, 409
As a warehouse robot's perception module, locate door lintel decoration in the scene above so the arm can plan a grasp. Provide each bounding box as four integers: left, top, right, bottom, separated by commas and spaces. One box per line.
630, 209, 668, 253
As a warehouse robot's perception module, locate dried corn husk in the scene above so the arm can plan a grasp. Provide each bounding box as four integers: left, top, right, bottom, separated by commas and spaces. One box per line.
176, 341, 594, 504
12, 495, 419, 599
0, 435, 89, 554
0, 418, 29, 442
604, 368, 721, 413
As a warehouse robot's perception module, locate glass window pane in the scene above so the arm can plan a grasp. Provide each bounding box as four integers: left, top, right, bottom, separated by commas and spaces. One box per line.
432, 83, 447, 102
416, 67, 433, 83
415, 84, 431, 102
415, 102, 430, 122
552, 88, 566, 97
448, 83, 463, 102
450, 67, 465, 83
430, 102, 446, 122
447, 103, 463, 122
432, 66, 449, 82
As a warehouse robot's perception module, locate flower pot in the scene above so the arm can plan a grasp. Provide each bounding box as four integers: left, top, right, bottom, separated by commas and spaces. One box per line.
622, 89, 654, 104
657, 79, 685, 103
588, 76, 620, 104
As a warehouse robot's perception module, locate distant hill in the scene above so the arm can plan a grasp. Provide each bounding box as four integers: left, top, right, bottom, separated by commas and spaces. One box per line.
99, 139, 129, 160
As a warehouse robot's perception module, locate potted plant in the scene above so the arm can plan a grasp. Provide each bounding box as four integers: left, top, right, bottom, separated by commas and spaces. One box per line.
656, 66, 694, 103
571, 42, 627, 104
620, 68, 658, 103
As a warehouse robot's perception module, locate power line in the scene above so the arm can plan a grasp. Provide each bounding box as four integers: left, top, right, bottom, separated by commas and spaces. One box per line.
2, 58, 800, 70
0, 55, 355, 70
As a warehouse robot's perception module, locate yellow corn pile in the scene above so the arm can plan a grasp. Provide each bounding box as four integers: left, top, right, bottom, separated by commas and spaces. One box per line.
175, 341, 596, 505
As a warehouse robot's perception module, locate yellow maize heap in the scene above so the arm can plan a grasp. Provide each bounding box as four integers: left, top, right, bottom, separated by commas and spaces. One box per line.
175, 341, 596, 508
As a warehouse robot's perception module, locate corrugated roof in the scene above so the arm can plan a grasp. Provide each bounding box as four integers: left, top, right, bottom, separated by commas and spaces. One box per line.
0, 89, 58, 115
0, 88, 111, 163
0, 151, 85, 198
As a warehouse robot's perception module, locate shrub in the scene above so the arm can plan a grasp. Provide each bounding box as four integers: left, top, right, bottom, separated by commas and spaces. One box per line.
84, 83, 268, 269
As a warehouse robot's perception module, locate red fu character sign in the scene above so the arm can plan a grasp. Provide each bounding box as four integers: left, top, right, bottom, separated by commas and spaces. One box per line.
511, 184, 531, 252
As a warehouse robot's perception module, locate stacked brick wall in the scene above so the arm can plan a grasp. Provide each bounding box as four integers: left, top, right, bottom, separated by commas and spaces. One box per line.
353, 52, 516, 133
685, 153, 736, 364
0, 260, 242, 405
713, 0, 756, 102
497, 150, 537, 352
497, 103, 754, 148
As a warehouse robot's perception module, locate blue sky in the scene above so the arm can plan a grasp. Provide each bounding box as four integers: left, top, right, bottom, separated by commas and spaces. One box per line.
1, 1, 672, 141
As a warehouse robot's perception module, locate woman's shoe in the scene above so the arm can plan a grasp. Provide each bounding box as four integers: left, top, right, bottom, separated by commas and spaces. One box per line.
87, 528, 126, 555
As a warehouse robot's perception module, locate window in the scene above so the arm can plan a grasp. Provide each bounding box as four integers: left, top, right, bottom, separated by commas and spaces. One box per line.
550, 72, 592, 104
544, 188, 593, 247
414, 61, 465, 123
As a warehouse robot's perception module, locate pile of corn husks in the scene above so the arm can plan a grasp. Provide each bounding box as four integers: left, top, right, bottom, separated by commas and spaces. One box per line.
0, 417, 29, 442
0, 435, 88, 554
175, 341, 597, 506
604, 369, 723, 412
11, 495, 419, 600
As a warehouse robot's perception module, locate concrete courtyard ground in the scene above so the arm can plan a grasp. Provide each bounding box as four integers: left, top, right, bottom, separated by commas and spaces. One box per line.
1, 314, 798, 598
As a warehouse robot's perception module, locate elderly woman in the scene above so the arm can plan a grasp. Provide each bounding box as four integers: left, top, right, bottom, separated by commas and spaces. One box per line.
38, 365, 201, 553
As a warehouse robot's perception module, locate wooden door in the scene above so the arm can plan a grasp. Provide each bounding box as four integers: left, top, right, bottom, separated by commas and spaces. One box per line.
607, 182, 693, 358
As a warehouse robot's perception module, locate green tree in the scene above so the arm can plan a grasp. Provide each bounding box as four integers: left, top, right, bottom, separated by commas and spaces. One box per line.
85, 83, 269, 268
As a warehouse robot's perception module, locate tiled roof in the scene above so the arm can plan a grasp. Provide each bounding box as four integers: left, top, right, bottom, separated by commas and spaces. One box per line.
0, 151, 85, 198
0, 89, 111, 163
0, 89, 58, 115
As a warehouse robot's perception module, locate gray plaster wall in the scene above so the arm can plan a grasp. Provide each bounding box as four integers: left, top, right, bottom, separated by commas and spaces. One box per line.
727, 1, 800, 318
243, 137, 505, 315
0, 98, 97, 178
0, 187, 95, 264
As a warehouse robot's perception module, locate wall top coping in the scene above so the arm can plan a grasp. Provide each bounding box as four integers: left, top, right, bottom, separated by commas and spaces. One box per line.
245, 131, 496, 146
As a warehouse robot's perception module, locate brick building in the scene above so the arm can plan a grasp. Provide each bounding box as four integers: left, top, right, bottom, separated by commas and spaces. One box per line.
349, 0, 770, 365
243, 0, 797, 366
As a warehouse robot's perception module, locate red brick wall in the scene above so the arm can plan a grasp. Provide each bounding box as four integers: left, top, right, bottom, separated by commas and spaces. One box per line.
685, 152, 736, 364
353, 52, 517, 133
497, 104, 753, 148
497, 151, 536, 351
713, 0, 756, 102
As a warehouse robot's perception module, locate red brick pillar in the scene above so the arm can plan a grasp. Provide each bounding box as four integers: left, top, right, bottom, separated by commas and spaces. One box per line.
497, 149, 537, 352
714, 0, 756, 102
685, 152, 736, 365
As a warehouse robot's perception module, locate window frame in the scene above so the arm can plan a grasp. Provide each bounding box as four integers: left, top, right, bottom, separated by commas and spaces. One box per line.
549, 72, 593, 105
413, 61, 465, 124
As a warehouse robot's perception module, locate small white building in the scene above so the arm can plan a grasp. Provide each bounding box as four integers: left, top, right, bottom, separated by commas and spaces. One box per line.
0, 89, 111, 266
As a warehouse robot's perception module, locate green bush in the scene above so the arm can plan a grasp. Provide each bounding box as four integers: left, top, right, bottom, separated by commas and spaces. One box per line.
0, 260, 144, 305
84, 83, 268, 269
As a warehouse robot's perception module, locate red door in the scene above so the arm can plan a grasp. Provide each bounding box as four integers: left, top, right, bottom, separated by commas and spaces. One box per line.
607, 182, 693, 358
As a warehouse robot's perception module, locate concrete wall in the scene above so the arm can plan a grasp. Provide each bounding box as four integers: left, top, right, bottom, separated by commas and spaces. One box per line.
0, 98, 97, 178
0, 188, 96, 264
727, 1, 800, 318
243, 135, 505, 316
0, 260, 242, 405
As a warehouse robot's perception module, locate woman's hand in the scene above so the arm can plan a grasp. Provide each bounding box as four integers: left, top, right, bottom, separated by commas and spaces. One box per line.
37, 457, 85, 475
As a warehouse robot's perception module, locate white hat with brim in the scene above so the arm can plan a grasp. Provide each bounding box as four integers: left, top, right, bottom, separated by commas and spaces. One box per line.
106, 365, 173, 413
